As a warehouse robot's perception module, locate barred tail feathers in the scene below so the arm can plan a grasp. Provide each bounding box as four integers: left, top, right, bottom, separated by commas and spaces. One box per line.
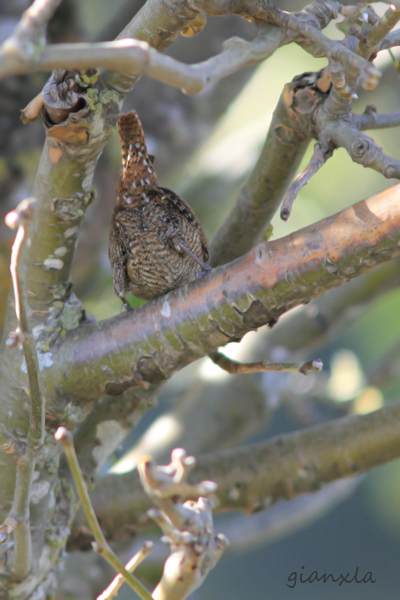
118, 111, 146, 175
117, 110, 157, 189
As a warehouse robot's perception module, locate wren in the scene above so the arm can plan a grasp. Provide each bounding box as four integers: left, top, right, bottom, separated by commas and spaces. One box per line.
109, 110, 210, 307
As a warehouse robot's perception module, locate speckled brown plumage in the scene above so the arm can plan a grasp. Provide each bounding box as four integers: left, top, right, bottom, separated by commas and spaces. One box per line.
109, 110, 210, 305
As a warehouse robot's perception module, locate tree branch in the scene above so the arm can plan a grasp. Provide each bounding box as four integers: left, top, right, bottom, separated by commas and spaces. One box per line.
353, 108, 400, 131
82, 399, 400, 538
378, 29, 400, 50
46, 183, 400, 404
250, 4, 380, 89
0, 0, 62, 79
0, 199, 45, 580
0, 29, 280, 95
209, 74, 311, 266
55, 427, 153, 600
5, 200, 45, 450
110, 254, 400, 478
138, 450, 228, 600
209, 350, 322, 375
97, 542, 154, 600
357, 2, 400, 58
280, 140, 335, 221
209, 0, 341, 265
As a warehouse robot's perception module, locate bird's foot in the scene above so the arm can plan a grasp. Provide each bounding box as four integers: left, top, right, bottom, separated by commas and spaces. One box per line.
119, 296, 133, 312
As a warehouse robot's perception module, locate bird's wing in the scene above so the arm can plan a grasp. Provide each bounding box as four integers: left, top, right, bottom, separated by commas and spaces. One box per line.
155, 186, 209, 261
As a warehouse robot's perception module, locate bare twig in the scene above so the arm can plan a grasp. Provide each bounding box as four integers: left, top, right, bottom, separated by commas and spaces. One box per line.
0, 0, 62, 78
5, 200, 45, 450
209, 351, 323, 376
353, 108, 400, 132
329, 123, 400, 178
0, 199, 45, 580
280, 141, 335, 221
97, 542, 154, 600
54, 427, 153, 600
264, 6, 381, 91
358, 3, 400, 58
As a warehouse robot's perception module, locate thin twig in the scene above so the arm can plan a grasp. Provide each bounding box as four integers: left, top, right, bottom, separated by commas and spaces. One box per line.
5, 199, 45, 450
54, 427, 153, 600
0, 199, 46, 580
280, 141, 335, 221
97, 542, 154, 600
328, 57, 357, 100
209, 351, 323, 376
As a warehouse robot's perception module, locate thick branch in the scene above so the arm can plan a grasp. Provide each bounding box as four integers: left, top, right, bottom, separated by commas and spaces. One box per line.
209, 75, 312, 266
258, 256, 400, 356
85, 399, 400, 537
209, 1, 342, 265
357, 3, 400, 58
110, 254, 400, 477
45, 183, 400, 404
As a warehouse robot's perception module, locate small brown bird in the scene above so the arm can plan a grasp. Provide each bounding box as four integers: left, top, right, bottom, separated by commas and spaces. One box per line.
109, 110, 210, 307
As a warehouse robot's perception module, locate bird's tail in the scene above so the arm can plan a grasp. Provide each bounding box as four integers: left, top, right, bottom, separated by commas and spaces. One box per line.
118, 110, 147, 176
